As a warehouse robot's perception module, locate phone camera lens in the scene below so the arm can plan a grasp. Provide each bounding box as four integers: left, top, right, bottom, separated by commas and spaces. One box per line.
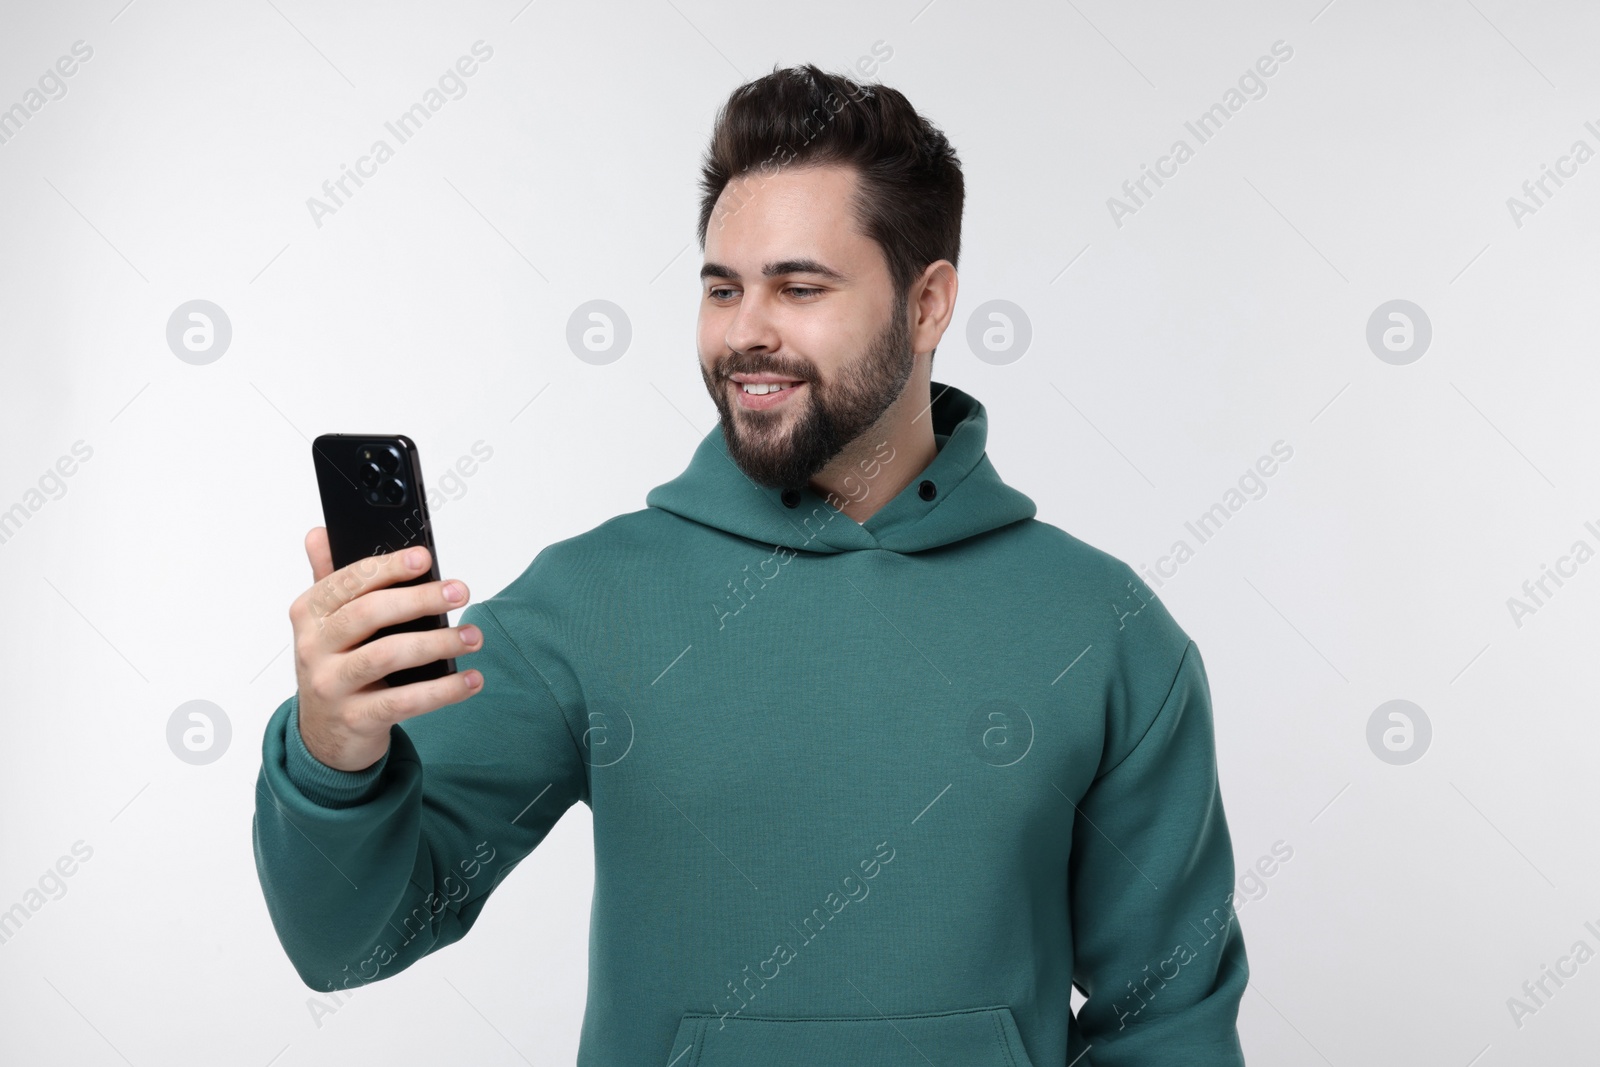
381, 478, 406, 505
372, 446, 402, 473
359, 461, 383, 488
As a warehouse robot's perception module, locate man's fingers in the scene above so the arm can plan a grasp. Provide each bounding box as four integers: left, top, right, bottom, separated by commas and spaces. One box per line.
356, 665, 483, 727
305, 526, 335, 583
337, 623, 481, 692
306, 544, 431, 625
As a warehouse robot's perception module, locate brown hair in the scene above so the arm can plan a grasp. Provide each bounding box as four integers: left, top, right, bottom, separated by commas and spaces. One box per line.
697, 63, 964, 315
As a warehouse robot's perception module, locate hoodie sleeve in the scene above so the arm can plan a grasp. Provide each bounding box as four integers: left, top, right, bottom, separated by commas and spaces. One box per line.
1067, 630, 1249, 1065
252, 589, 590, 992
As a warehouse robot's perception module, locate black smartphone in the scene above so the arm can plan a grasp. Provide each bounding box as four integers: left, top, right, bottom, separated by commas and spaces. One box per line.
311, 433, 455, 687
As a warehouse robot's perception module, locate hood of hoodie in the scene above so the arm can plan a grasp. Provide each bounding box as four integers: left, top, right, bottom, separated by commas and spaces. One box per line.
645, 380, 1037, 554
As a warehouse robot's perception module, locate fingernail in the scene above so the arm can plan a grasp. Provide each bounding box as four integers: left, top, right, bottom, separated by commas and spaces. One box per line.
407, 547, 426, 569
443, 581, 464, 603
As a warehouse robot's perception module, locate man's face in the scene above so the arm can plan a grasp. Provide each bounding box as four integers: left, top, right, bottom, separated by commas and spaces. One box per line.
698, 163, 914, 489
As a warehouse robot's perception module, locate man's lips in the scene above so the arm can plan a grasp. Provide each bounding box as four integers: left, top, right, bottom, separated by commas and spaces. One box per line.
736, 375, 812, 409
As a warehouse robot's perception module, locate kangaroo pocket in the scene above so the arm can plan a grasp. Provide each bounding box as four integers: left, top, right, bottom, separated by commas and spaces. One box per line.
663, 1004, 1037, 1067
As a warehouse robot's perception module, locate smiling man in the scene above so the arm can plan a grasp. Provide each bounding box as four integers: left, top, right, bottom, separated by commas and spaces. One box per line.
696, 156, 939, 515
255, 64, 1250, 1067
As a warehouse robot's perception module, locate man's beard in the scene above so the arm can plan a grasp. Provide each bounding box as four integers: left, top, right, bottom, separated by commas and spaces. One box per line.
701, 296, 914, 490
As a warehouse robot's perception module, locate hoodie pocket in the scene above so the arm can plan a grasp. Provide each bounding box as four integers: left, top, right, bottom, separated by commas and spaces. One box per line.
663, 1004, 1037, 1067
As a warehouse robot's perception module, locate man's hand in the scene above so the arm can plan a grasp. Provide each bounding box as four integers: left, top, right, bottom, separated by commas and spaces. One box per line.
288, 526, 484, 771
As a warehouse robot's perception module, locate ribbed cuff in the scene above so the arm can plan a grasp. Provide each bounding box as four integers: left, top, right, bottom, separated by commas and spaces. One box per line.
284, 693, 391, 809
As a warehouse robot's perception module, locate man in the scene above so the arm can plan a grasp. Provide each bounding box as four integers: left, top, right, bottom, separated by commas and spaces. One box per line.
255, 64, 1249, 1066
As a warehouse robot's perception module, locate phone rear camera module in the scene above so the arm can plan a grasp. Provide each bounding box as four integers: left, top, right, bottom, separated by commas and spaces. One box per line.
359, 444, 403, 474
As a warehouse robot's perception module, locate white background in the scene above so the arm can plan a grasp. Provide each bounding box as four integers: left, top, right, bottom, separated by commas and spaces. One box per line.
1, 0, 1596, 1063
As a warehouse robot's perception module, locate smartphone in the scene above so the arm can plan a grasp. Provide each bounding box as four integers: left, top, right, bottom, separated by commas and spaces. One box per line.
311, 433, 455, 687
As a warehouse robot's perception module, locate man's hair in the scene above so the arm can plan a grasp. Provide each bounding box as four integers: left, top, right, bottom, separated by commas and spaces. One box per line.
696, 63, 964, 324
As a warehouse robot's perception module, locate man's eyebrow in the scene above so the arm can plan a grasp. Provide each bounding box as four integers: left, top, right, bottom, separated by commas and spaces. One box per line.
699, 259, 849, 283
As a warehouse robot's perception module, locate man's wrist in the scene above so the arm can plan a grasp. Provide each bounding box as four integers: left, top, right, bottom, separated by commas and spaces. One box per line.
284, 694, 390, 808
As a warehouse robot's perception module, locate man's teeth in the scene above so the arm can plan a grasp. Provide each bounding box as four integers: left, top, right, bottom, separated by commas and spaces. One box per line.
741, 381, 799, 395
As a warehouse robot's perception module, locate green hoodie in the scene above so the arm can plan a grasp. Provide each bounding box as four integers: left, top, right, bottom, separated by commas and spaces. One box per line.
253, 381, 1249, 1066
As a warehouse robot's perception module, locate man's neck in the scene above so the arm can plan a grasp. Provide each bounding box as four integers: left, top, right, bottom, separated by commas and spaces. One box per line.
807, 375, 939, 525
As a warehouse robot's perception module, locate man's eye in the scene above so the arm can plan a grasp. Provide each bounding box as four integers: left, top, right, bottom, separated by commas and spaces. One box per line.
707, 286, 822, 300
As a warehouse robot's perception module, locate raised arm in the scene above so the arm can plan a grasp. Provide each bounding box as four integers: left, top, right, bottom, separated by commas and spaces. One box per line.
252, 534, 589, 991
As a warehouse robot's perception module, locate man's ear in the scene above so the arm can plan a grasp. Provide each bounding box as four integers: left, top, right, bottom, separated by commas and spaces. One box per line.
911, 260, 958, 358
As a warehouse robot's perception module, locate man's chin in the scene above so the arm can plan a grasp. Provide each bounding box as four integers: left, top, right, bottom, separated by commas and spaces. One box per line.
725, 462, 784, 489
723, 431, 818, 489
724, 436, 792, 486
714, 384, 830, 488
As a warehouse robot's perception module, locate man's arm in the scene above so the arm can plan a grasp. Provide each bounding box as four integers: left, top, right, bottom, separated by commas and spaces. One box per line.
252, 579, 590, 992
1068, 630, 1249, 1065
